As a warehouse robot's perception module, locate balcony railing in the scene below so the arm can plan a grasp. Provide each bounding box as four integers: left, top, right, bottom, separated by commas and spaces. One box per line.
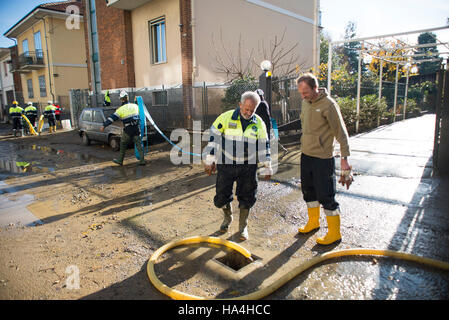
11, 51, 45, 72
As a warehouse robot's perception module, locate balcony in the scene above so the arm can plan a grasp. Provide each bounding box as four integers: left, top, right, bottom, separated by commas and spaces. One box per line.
11, 51, 45, 73
106, 0, 152, 10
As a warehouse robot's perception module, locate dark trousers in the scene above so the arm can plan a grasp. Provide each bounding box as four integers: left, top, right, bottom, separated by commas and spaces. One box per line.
118, 131, 144, 163
27, 116, 36, 127
12, 117, 22, 130
214, 164, 258, 209
46, 116, 56, 127
300, 153, 339, 211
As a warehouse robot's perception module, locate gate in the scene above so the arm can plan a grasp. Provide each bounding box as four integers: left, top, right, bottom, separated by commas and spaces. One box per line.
433, 64, 449, 175
69, 89, 90, 129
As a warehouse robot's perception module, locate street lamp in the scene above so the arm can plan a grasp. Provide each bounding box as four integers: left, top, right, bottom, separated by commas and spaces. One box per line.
259, 60, 272, 110
260, 60, 272, 72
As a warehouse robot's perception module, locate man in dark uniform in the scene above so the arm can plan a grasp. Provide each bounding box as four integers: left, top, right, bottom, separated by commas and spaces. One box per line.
100, 90, 145, 166
203, 91, 272, 241
9, 101, 23, 136
255, 89, 272, 138
24, 102, 38, 129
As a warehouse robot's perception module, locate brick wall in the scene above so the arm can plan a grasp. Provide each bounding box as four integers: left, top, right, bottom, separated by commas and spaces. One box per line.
179, 0, 193, 129
82, 0, 135, 92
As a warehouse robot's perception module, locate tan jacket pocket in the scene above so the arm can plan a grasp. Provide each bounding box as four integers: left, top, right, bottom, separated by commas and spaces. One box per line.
301, 133, 325, 156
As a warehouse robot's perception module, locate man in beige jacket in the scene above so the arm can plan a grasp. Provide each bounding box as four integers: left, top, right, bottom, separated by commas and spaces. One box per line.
296, 73, 352, 245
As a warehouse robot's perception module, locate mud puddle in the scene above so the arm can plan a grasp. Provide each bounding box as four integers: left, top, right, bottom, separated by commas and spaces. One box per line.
0, 144, 103, 175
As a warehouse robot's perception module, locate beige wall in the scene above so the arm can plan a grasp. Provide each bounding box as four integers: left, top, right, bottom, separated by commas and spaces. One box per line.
131, 0, 182, 88
17, 15, 88, 105
47, 16, 89, 95
192, 0, 319, 84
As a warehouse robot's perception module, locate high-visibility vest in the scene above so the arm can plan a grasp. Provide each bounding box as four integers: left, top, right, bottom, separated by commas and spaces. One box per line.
206, 107, 270, 164
104, 91, 111, 104
104, 103, 140, 127
24, 105, 37, 116
44, 105, 56, 118
54, 105, 62, 115
9, 106, 24, 118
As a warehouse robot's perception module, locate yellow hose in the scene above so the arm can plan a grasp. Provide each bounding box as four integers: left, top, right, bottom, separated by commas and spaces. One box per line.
146, 236, 449, 300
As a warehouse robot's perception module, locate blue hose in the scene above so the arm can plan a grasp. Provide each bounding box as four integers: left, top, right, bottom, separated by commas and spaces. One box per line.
136, 96, 203, 157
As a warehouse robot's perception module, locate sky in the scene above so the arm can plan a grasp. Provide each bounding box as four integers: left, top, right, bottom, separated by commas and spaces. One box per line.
0, 0, 448, 49
320, 0, 449, 46
0, 0, 65, 47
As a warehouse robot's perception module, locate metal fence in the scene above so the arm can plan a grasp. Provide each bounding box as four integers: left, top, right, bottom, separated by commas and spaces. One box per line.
70, 87, 185, 131
69, 79, 305, 132
271, 76, 302, 128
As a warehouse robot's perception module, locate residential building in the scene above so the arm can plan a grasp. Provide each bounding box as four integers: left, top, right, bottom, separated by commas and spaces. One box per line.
0, 47, 17, 122
3, 0, 89, 118
83, 0, 321, 129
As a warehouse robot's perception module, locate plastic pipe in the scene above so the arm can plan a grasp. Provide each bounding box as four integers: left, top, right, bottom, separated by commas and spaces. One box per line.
147, 236, 449, 300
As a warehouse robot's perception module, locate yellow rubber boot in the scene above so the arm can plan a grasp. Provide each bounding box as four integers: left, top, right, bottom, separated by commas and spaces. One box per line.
49, 126, 53, 133
298, 207, 320, 233
316, 215, 341, 245
53, 126, 57, 132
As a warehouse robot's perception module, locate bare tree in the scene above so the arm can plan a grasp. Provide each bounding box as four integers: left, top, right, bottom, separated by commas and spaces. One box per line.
210, 29, 256, 82
210, 28, 307, 81
256, 28, 307, 78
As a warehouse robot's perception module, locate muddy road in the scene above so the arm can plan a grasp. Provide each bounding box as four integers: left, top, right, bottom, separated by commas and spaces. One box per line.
0, 116, 448, 300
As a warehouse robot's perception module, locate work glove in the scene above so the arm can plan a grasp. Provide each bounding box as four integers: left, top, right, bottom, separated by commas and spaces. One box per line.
259, 161, 273, 181
338, 167, 353, 190
204, 154, 217, 176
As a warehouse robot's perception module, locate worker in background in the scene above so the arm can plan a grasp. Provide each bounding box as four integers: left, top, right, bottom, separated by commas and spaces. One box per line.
296, 73, 353, 245
24, 102, 38, 130
100, 90, 145, 166
53, 101, 63, 128
255, 89, 272, 138
44, 101, 57, 133
9, 101, 23, 137
203, 91, 272, 241
103, 90, 111, 106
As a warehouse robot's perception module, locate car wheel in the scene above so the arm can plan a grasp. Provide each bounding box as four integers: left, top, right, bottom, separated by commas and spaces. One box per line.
109, 136, 120, 151
82, 132, 91, 146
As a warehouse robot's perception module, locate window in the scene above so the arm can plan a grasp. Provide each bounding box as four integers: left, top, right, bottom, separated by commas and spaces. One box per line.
22, 39, 29, 56
149, 17, 167, 64
27, 79, 34, 98
93, 110, 104, 123
153, 90, 168, 106
82, 110, 92, 122
104, 109, 115, 119
38, 75, 47, 97
3, 62, 7, 76
34, 31, 43, 59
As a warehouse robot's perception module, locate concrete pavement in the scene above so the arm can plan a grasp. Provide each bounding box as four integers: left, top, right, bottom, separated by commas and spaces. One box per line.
269, 113, 449, 299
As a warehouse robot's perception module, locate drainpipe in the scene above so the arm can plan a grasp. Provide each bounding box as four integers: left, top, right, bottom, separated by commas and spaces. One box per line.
191, 0, 198, 127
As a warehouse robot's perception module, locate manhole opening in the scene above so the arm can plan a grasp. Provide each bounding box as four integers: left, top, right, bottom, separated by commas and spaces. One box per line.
215, 251, 260, 272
